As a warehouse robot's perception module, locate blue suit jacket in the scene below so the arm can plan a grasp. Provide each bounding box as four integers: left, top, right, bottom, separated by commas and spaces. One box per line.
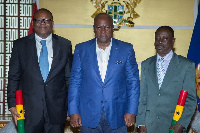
68, 38, 140, 129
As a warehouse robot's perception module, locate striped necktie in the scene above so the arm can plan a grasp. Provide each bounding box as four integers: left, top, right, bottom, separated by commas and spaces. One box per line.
157, 57, 165, 89
39, 40, 49, 82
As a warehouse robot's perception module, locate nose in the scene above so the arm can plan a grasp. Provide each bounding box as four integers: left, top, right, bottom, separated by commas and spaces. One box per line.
41, 20, 46, 24
101, 27, 106, 33
158, 38, 165, 44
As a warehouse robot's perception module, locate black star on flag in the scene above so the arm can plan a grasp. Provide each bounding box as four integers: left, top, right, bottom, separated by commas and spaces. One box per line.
176, 111, 180, 115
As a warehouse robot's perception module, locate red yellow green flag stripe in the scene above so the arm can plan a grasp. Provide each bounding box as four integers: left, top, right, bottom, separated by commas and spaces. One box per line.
172, 105, 184, 121
16, 105, 25, 120
169, 90, 188, 133
16, 90, 25, 133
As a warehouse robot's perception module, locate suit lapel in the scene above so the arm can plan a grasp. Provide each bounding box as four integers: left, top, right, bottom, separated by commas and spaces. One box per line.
160, 53, 179, 91
148, 56, 159, 89
46, 34, 60, 82
91, 39, 102, 82
104, 38, 119, 84
28, 34, 44, 81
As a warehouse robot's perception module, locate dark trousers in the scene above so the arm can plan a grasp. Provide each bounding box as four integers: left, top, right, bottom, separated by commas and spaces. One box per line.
24, 101, 65, 133
81, 109, 127, 133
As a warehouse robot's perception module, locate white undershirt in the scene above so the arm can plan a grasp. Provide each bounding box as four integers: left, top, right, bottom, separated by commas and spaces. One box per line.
96, 38, 112, 82
156, 50, 173, 74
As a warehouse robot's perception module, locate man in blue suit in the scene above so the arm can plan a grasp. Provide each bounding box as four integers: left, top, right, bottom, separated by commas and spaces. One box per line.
68, 13, 140, 133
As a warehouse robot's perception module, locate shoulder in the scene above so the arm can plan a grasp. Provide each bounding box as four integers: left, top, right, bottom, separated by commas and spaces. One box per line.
174, 53, 194, 65
142, 55, 156, 65
14, 34, 33, 43
112, 38, 133, 48
170, 53, 195, 72
75, 38, 96, 48
52, 34, 71, 44
12, 34, 34, 48
112, 38, 134, 55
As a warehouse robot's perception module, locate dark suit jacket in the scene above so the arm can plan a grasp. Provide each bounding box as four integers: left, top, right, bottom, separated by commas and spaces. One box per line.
7, 33, 72, 125
137, 53, 197, 133
68, 38, 140, 129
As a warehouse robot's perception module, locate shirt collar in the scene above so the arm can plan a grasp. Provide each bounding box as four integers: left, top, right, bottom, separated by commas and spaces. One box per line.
35, 33, 52, 44
96, 38, 112, 51
157, 50, 173, 62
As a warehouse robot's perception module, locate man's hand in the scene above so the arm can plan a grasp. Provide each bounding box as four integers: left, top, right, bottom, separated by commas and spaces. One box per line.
66, 116, 70, 121
70, 114, 82, 127
9, 107, 20, 126
139, 125, 147, 133
66, 111, 70, 121
169, 124, 183, 133
124, 113, 135, 127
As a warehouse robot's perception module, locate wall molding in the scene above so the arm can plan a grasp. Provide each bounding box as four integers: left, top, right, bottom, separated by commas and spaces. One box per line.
54, 24, 194, 30
54, 0, 198, 30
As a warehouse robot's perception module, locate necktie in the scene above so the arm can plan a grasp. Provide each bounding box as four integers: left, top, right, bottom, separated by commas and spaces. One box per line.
39, 40, 49, 82
157, 57, 165, 89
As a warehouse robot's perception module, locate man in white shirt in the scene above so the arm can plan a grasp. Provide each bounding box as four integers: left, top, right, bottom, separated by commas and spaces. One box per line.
68, 13, 140, 133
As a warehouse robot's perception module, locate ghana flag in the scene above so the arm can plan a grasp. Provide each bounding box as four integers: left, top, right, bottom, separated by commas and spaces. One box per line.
169, 90, 188, 133
16, 90, 25, 133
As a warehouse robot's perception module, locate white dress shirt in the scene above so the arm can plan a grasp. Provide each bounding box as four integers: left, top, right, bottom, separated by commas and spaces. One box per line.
156, 50, 173, 78
35, 33, 53, 71
96, 38, 112, 82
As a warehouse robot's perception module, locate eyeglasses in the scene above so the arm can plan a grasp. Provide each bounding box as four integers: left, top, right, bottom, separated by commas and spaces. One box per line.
33, 19, 53, 24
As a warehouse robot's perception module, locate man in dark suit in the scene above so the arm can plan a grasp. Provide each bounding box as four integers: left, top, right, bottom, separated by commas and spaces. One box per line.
68, 13, 140, 133
137, 26, 197, 133
7, 8, 72, 133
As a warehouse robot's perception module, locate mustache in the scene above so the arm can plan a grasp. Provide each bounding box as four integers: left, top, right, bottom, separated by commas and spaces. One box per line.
99, 35, 108, 37
155, 44, 164, 48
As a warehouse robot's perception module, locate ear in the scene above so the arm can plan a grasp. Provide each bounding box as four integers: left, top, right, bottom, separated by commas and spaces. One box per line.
52, 21, 54, 26
172, 38, 176, 45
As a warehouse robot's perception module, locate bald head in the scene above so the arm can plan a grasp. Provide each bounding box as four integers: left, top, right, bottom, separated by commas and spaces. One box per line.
33, 8, 53, 20
94, 13, 113, 26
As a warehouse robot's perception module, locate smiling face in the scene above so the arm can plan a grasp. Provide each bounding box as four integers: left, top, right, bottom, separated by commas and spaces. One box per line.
33, 10, 54, 39
154, 28, 175, 57
93, 14, 114, 49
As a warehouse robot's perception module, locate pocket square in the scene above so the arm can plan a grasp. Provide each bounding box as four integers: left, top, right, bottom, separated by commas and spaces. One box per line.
115, 61, 123, 64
